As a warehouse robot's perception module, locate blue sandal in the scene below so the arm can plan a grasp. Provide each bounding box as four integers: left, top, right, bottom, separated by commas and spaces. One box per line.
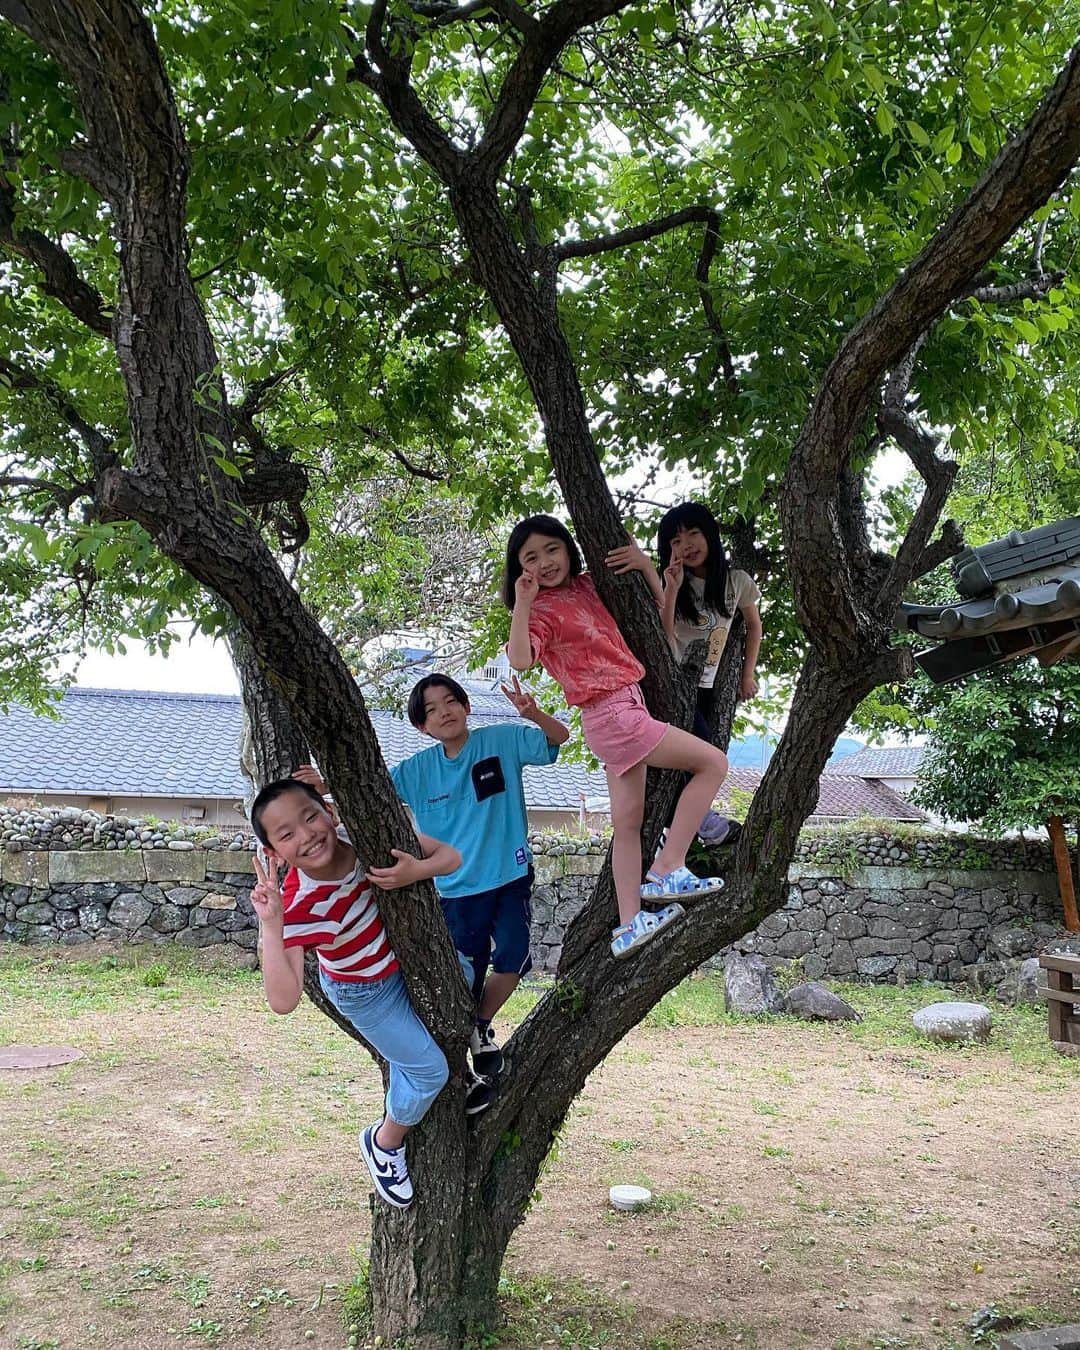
611, 904, 685, 960
640, 866, 725, 903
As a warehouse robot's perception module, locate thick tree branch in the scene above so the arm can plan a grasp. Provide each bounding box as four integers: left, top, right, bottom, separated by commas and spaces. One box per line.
406, 0, 538, 35
237, 363, 301, 419
695, 209, 738, 396
967, 268, 1065, 304
0, 472, 92, 515
390, 445, 446, 481
797, 47, 1080, 488
468, 0, 638, 180
911, 519, 965, 580
875, 332, 958, 608
346, 11, 464, 183
60, 144, 123, 201
1032, 216, 1049, 273
783, 43, 1080, 649
0, 170, 112, 337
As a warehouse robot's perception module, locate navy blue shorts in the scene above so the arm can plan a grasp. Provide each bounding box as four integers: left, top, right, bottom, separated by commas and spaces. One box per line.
440, 869, 534, 1001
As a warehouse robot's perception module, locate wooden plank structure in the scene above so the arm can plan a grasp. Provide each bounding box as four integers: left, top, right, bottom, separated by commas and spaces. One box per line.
1038, 952, 1080, 1057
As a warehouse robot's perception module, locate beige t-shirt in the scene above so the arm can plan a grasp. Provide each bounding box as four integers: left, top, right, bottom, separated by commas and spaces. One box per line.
671, 569, 760, 688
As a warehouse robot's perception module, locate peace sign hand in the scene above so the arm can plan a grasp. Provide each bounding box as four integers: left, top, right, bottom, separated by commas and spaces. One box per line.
251, 851, 284, 932
515, 570, 539, 606
500, 674, 539, 719
664, 557, 684, 590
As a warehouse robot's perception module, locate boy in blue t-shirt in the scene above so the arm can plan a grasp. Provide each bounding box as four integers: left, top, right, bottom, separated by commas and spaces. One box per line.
390, 673, 568, 1098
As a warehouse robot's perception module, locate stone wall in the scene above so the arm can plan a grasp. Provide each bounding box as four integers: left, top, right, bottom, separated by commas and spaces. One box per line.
2, 817, 1071, 983
0, 845, 258, 950
528, 840, 1069, 982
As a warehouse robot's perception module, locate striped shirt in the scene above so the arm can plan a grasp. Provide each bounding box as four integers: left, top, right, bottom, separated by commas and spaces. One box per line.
281, 858, 399, 984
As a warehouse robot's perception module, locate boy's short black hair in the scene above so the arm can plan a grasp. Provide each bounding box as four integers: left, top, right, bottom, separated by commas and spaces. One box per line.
503, 514, 583, 608
407, 673, 470, 729
250, 778, 328, 846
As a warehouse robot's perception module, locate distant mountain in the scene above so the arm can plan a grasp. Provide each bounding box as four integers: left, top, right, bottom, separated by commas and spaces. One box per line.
728, 734, 864, 769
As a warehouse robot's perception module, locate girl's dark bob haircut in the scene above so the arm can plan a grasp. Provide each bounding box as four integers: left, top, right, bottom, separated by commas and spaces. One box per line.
503, 514, 583, 608
657, 502, 730, 624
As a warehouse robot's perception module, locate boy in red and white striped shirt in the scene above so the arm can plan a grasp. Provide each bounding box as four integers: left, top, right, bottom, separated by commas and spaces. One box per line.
250, 778, 459, 1210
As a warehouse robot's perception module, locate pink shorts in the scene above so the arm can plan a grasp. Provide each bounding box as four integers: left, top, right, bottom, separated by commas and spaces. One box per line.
581, 683, 669, 778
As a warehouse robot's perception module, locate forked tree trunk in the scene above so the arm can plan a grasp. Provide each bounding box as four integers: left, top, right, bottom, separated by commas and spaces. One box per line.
4, 3, 1079, 1346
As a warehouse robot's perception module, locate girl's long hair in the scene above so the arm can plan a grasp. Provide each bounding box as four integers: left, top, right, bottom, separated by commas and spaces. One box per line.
503, 514, 583, 608
657, 502, 730, 624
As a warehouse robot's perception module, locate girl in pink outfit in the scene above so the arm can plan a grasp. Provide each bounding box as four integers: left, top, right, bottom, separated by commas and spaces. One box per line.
505, 514, 728, 960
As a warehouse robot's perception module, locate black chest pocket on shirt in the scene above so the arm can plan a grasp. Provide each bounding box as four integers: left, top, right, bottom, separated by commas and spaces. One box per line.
472, 756, 506, 803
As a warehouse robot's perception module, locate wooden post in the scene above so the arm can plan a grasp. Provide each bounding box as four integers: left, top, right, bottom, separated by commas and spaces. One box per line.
1047, 814, 1080, 932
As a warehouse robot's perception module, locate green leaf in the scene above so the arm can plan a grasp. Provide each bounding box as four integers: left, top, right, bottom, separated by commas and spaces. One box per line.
874, 103, 896, 136
212, 455, 244, 479
968, 78, 992, 115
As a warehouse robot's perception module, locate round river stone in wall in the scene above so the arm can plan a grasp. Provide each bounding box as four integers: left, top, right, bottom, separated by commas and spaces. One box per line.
912, 1001, 992, 1044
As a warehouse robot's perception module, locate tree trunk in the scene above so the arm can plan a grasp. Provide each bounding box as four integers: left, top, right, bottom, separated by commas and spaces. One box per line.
5, 4, 1080, 1345
1048, 814, 1080, 932
227, 621, 309, 806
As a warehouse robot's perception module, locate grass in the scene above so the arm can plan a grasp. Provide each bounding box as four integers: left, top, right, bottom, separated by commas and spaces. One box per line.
0, 945, 259, 1022
0, 946, 1066, 1070
490, 1272, 742, 1349
1, 946, 1077, 1350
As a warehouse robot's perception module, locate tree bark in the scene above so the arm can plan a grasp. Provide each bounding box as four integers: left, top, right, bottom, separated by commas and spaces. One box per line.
227, 622, 310, 806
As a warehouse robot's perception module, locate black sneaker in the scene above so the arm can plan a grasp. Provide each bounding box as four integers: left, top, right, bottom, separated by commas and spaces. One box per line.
359, 1123, 413, 1209
470, 1023, 503, 1077
464, 1069, 495, 1116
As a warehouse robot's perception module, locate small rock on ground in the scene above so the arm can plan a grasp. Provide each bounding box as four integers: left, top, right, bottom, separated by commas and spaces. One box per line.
912, 1000, 992, 1043
724, 953, 785, 1015
783, 981, 861, 1022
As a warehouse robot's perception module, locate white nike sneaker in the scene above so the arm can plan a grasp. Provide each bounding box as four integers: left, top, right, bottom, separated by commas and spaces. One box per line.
360, 1122, 413, 1209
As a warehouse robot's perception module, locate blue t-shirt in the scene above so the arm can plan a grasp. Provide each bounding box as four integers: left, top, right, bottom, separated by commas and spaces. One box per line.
390, 722, 559, 899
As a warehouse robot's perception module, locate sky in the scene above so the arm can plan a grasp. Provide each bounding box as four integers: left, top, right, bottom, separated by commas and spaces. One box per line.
69, 447, 914, 697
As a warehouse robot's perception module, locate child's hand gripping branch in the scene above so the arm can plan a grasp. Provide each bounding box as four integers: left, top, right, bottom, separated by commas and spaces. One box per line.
367, 836, 462, 891
288, 766, 461, 887
606, 537, 665, 608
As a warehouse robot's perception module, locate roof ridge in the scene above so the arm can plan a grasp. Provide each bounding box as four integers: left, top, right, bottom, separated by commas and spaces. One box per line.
63, 686, 242, 704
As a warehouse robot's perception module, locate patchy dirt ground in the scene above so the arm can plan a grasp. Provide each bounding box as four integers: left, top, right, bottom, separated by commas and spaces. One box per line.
0, 948, 1077, 1350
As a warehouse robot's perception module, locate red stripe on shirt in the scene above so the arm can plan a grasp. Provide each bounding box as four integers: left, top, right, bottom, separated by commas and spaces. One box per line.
281, 865, 399, 983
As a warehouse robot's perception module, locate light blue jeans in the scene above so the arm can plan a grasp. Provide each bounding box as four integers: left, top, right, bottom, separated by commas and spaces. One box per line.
319, 968, 449, 1126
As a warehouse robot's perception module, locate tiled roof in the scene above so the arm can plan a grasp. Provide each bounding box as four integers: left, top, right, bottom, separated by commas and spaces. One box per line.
0, 687, 925, 821
0, 688, 249, 798
0, 685, 608, 811
822, 746, 923, 779
895, 519, 1080, 683
716, 767, 926, 822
